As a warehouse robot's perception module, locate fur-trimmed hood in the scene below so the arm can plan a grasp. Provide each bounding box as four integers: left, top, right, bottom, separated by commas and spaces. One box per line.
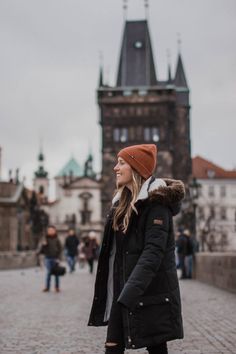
112, 176, 185, 215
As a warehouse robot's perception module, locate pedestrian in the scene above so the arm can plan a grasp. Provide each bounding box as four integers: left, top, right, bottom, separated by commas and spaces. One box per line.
176, 228, 188, 279
65, 228, 80, 273
82, 231, 99, 274
88, 144, 185, 354
39, 225, 62, 292
183, 229, 194, 279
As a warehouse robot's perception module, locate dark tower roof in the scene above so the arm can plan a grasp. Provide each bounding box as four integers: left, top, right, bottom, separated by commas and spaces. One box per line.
116, 20, 157, 87
174, 53, 188, 88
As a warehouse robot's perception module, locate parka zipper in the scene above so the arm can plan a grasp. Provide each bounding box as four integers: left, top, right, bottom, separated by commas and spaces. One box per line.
122, 249, 132, 347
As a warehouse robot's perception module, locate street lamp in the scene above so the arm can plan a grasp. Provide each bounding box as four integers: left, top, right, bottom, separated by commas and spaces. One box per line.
189, 177, 202, 242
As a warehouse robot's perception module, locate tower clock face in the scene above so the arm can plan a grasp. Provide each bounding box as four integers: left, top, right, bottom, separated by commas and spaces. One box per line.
134, 41, 143, 49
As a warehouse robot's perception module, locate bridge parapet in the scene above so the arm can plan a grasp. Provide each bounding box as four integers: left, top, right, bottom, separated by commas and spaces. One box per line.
194, 252, 236, 293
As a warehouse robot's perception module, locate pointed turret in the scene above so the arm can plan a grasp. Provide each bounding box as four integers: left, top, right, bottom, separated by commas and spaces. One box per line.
167, 63, 172, 84
98, 66, 103, 87
174, 53, 188, 88
116, 20, 157, 87
84, 153, 96, 178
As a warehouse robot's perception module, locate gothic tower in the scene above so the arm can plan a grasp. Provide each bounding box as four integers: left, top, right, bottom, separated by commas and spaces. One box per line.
98, 20, 191, 217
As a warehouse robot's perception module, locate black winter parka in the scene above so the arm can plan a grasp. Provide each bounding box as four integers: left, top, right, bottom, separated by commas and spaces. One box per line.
88, 178, 185, 350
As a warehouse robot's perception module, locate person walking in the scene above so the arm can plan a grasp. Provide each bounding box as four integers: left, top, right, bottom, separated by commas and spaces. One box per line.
176, 228, 188, 279
65, 228, 80, 273
39, 225, 62, 292
88, 144, 185, 354
183, 229, 194, 279
82, 231, 99, 274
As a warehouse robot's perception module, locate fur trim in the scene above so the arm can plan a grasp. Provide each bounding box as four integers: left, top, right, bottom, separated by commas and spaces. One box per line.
112, 177, 185, 206
112, 177, 166, 205
149, 178, 185, 205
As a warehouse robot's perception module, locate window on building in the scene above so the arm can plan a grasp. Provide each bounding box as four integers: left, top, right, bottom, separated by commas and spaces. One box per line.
144, 127, 160, 142
152, 127, 160, 142
113, 127, 128, 142
220, 207, 227, 220
208, 186, 215, 197
138, 89, 148, 96
220, 185, 226, 197
39, 185, 44, 194
209, 206, 215, 218
79, 192, 92, 225
123, 90, 132, 96
129, 127, 136, 141
207, 169, 215, 178
113, 128, 120, 142
120, 128, 128, 142
144, 127, 151, 141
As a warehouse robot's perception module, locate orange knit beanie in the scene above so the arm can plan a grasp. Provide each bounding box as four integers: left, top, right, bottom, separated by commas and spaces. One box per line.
118, 144, 157, 180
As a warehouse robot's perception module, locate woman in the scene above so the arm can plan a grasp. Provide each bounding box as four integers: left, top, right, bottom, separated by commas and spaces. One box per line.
39, 225, 62, 292
88, 144, 185, 354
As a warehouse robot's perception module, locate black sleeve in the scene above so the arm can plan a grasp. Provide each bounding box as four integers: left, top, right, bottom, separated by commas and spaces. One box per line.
118, 204, 170, 309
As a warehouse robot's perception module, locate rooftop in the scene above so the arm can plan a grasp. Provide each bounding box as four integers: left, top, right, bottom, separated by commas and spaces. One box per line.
57, 157, 83, 177
192, 156, 236, 179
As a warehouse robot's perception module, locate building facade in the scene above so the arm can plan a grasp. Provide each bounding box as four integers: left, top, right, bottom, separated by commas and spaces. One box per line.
193, 156, 236, 251
43, 155, 102, 241
0, 182, 31, 251
98, 20, 192, 217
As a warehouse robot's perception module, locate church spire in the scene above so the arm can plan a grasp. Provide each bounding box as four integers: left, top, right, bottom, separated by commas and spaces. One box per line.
34, 148, 48, 178
174, 52, 188, 88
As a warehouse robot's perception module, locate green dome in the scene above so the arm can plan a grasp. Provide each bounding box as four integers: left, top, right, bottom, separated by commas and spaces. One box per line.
57, 158, 83, 177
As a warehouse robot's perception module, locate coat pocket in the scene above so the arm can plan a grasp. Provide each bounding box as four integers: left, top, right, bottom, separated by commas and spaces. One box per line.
132, 295, 172, 338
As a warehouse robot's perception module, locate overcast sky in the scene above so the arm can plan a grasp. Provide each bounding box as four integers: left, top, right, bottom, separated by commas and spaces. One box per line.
0, 0, 236, 194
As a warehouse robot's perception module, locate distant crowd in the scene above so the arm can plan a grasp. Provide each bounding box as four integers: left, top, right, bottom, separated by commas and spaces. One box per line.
37, 224, 196, 293
37, 226, 99, 292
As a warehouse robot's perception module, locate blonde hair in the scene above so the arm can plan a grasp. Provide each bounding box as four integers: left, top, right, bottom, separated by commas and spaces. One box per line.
113, 170, 145, 233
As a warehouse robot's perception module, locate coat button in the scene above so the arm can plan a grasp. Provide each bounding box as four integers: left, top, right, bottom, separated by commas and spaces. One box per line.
139, 302, 144, 306
125, 251, 129, 254
95, 297, 98, 300
129, 311, 133, 315
165, 297, 169, 302
132, 344, 135, 348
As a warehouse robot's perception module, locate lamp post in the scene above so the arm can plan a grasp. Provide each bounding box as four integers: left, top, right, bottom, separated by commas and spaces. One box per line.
189, 177, 201, 242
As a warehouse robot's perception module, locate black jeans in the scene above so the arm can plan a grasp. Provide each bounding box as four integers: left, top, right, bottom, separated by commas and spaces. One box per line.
105, 300, 168, 354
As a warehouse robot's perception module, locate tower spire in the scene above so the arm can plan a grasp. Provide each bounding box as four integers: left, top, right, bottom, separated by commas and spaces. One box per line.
167, 49, 172, 83
98, 51, 104, 87
123, 0, 128, 21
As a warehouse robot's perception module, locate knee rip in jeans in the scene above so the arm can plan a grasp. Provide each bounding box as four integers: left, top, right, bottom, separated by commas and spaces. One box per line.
105, 342, 118, 347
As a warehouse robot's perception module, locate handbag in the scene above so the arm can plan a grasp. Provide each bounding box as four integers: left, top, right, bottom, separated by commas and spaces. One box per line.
50, 263, 66, 276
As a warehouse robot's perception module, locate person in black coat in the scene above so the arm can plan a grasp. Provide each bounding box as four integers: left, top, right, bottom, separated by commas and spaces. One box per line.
88, 144, 185, 354
176, 229, 188, 279
65, 228, 79, 273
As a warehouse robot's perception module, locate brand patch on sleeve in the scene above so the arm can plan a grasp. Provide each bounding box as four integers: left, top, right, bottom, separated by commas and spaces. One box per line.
153, 219, 163, 225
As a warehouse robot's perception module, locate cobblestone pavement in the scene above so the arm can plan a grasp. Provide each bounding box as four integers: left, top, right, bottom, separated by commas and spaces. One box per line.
0, 264, 236, 354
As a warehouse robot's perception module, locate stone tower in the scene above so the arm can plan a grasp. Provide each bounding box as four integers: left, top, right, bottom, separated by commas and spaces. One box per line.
98, 20, 191, 217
